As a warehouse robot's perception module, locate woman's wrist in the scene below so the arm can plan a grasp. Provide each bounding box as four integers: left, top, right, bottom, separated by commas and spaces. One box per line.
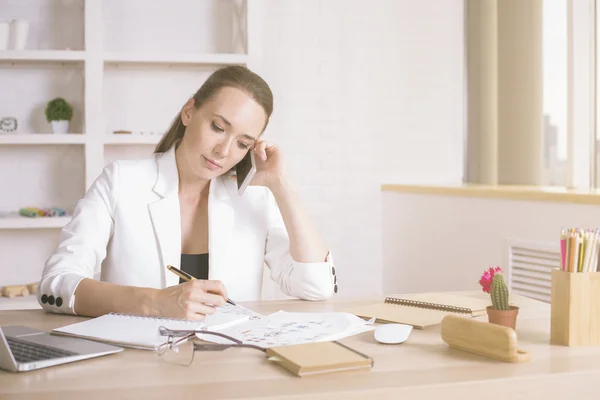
265, 174, 291, 197
139, 287, 161, 317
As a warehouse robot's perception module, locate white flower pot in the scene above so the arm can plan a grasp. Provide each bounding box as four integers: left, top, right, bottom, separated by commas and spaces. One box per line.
51, 120, 69, 134
10, 20, 29, 50
0, 23, 9, 50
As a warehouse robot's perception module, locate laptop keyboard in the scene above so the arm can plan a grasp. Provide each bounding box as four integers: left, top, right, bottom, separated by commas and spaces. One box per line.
7, 336, 78, 363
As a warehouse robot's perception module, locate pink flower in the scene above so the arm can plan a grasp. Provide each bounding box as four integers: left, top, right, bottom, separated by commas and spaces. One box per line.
479, 266, 503, 293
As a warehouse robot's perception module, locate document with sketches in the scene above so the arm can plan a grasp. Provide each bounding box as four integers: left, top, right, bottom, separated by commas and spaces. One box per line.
203, 303, 263, 328
199, 311, 375, 348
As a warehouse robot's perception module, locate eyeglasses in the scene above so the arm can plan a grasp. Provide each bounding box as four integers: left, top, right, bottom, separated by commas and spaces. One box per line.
156, 326, 266, 366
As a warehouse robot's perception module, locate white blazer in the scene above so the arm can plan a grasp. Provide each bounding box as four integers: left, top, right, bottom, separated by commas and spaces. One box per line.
38, 146, 336, 315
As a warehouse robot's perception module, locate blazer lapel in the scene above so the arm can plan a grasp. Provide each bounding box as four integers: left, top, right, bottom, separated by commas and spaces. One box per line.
208, 176, 236, 282
149, 147, 181, 288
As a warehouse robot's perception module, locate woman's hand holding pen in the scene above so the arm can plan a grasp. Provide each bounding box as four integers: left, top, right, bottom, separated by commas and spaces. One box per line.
152, 280, 228, 321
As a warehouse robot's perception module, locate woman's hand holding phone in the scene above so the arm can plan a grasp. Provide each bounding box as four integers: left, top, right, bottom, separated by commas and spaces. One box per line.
249, 139, 285, 188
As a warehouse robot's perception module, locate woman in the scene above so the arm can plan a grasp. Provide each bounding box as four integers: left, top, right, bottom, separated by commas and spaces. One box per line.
37, 66, 337, 321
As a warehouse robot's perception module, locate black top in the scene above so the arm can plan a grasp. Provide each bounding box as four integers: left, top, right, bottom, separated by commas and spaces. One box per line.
180, 253, 209, 283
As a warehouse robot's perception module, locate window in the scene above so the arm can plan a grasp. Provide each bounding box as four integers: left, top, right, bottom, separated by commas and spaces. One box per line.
543, 0, 568, 186
464, 0, 597, 189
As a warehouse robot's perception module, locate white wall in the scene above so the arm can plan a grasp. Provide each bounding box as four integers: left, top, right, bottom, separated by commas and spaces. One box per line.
255, 0, 465, 297
380, 1, 465, 185
382, 191, 600, 294
0, 0, 466, 300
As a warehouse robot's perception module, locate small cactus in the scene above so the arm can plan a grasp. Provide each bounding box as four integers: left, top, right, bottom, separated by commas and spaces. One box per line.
490, 273, 509, 310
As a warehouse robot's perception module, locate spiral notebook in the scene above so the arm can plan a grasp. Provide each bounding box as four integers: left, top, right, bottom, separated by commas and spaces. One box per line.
347, 293, 491, 329
51, 304, 262, 350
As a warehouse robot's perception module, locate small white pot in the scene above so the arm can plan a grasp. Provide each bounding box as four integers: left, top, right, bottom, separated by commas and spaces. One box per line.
11, 20, 29, 50
0, 23, 9, 50
51, 120, 69, 134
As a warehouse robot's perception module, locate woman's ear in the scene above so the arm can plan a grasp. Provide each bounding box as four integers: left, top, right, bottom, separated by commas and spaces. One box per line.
180, 98, 196, 127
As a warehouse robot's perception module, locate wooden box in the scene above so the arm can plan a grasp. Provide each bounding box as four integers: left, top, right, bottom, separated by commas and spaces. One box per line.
550, 269, 600, 346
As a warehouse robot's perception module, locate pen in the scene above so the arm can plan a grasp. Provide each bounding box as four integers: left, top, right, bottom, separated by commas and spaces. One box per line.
166, 265, 236, 306
560, 228, 566, 271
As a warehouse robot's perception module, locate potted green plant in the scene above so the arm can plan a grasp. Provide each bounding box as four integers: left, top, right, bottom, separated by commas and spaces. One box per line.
45, 97, 73, 134
479, 266, 519, 329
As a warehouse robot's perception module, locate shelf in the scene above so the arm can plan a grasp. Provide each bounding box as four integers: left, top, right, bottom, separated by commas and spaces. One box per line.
0, 134, 86, 144
0, 50, 86, 62
104, 135, 163, 145
0, 216, 71, 229
0, 295, 41, 311
381, 183, 600, 205
103, 52, 248, 65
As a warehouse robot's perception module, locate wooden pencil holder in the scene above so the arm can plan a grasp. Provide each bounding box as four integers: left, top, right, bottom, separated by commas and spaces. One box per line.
550, 269, 600, 346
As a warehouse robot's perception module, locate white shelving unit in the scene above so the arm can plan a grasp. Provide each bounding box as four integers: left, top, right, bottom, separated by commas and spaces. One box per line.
0, 134, 86, 144
0, 216, 71, 230
103, 135, 163, 145
103, 52, 249, 65
0, 51, 247, 65
0, 0, 258, 308
0, 134, 164, 145
0, 50, 86, 62
0, 295, 41, 311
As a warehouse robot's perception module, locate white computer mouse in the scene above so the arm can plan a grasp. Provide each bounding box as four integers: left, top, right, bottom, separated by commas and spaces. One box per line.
374, 323, 413, 344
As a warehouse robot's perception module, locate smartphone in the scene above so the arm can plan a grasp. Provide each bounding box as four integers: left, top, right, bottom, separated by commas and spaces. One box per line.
235, 150, 256, 196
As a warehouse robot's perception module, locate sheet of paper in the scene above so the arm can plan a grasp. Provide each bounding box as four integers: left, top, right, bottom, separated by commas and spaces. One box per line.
203, 303, 264, 330
198, 311, 374, 348
212, 303, 263, 320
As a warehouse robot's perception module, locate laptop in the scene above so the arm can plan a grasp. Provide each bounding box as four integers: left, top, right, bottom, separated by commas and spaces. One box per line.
0, 325, 123, 372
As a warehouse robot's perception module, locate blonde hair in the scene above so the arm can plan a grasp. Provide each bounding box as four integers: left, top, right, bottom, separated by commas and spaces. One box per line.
155, 66, 274, 153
